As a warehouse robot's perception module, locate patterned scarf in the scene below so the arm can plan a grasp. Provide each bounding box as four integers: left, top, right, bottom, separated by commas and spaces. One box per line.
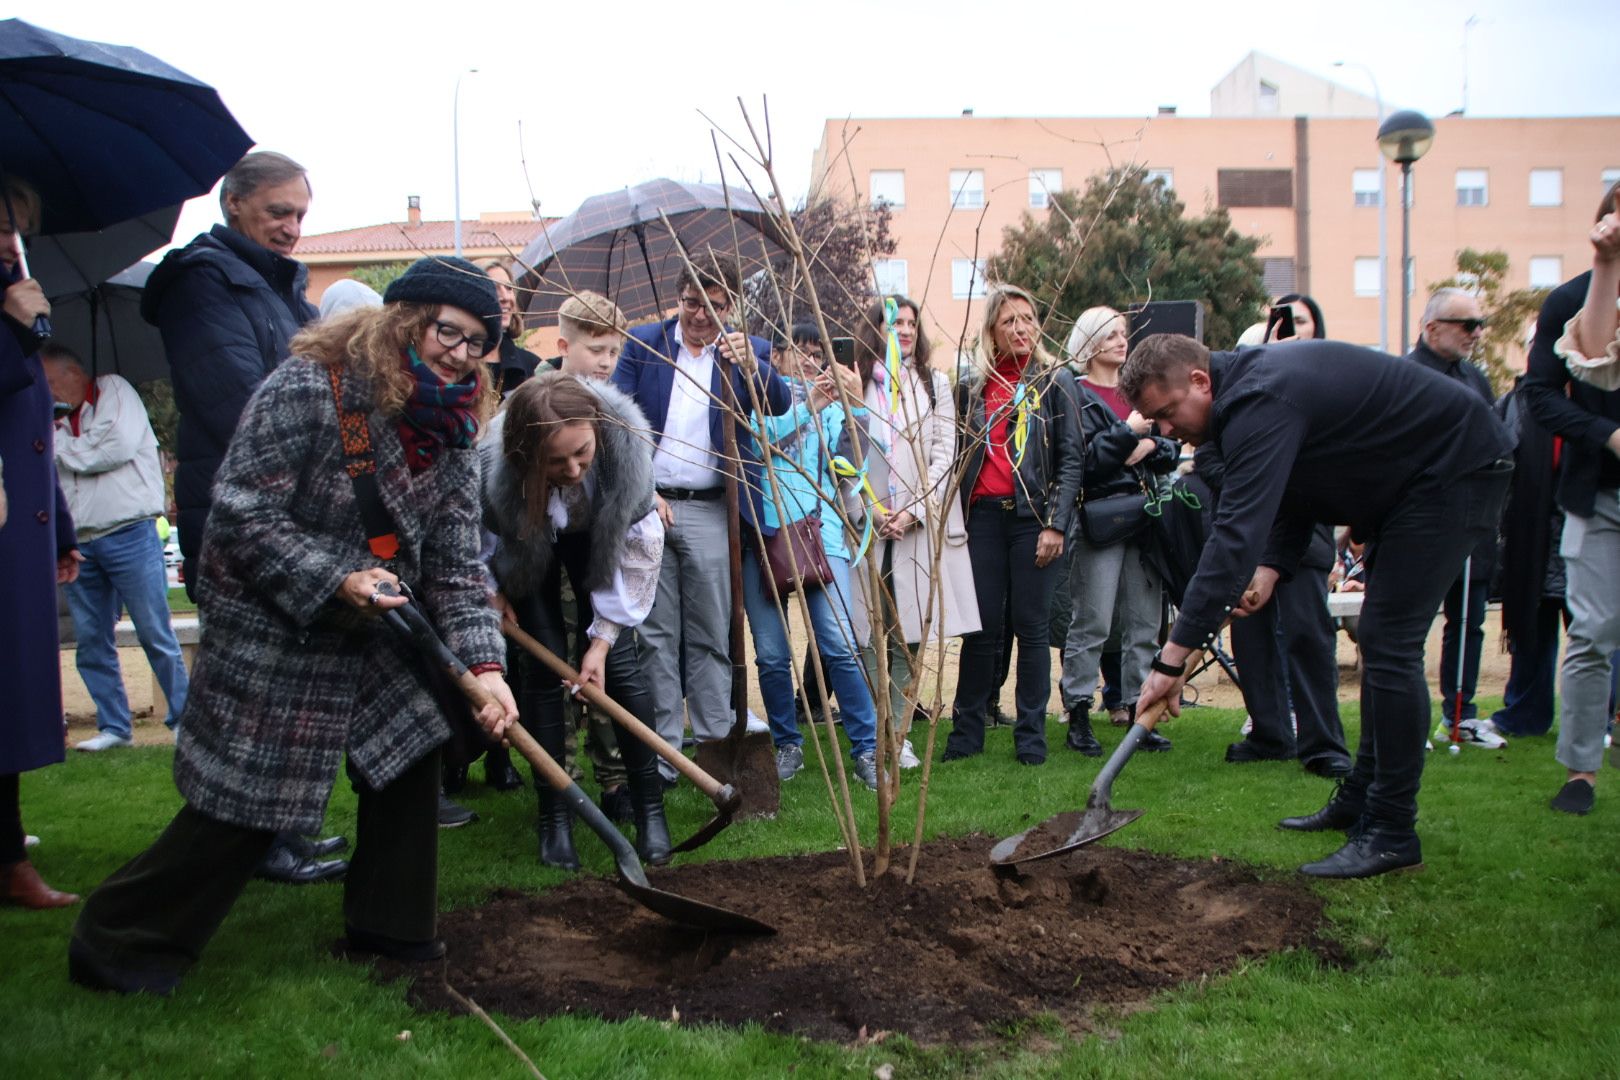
396, 346, 481, 473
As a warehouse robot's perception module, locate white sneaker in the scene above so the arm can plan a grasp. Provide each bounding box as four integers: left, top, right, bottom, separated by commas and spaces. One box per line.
1240, 715, 1254, 736
75, 732, 134, 752
898, 739, 920, 769
1433, 720, 1506, 750
24, 834, 39, 849
745, 708, 769, 735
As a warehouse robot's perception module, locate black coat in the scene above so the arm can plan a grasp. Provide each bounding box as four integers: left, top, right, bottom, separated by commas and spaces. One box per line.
1494, 379, 1564, 655
1519, 271, 1620, 519
1074, 379, 1179, 502
142, 225, 318, 570
1405, 338, 1498, 581
956, 360, 1085, 534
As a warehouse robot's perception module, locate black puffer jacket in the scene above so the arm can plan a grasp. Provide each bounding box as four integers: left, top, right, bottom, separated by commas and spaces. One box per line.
1074, 380, 1179, 504
956, 360, 1085, 533
142, 225, 318, 572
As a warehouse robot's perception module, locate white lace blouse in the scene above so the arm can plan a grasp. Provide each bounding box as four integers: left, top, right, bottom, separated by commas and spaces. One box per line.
546, 477, 665, 645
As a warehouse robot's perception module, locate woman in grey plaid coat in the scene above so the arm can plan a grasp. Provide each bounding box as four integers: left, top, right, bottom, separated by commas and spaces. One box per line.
68, 257, 519, 996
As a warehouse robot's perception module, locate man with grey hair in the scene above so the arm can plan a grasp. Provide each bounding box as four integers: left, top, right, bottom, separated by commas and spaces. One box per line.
1406, 287, 1502, 750
141, 151, 341, 885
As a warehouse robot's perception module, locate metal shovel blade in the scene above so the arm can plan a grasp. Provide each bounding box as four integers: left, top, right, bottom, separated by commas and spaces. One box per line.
990, 723, 1152, 867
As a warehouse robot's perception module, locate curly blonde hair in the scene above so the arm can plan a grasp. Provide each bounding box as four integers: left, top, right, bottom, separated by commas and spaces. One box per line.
288, 302, 498, 420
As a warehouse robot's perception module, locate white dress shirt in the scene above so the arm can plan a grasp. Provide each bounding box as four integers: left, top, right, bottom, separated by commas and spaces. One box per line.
650, 322, 722, 489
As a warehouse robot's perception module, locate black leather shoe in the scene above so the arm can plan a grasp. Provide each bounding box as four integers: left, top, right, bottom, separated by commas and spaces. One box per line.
437, 794, 478, 829
1065, 706, 1103, 757
537, 789, 580, 870
599, 785, 634, 824
1016, 753, 1045, 766
1299, 828, 1423, 879
254, 843, 348, 885
484, 750, 524, 791
1302, 755, 1353, 780
285, 834, 349, 859
1225, 739, 1295, 764
68, 938, 181, 997
628, 769, 673, 866
1278, 784, 1364, 832
1137, 730, 1173, 752
343, 925, 447, 962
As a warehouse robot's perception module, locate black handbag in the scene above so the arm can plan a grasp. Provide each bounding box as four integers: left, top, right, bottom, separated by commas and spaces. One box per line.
1079, 473, 1151, 547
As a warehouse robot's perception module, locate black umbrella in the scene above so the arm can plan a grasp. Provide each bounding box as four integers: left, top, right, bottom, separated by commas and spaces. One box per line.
31, 204, 179, 300
48, 261, 168, 384
515, 178, 788, 324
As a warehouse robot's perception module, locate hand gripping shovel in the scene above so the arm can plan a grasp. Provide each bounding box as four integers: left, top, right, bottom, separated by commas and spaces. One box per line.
376, 584, 774, 935
500, 618, 740, 854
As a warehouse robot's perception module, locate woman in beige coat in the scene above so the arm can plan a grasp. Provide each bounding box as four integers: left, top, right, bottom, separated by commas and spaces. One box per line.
849, 297, 980, 764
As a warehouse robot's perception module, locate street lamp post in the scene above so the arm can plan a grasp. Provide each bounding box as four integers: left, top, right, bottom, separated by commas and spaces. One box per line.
1378, 109, 1435, 354
453, 68, 479, 258
1334, 61, 1389, 352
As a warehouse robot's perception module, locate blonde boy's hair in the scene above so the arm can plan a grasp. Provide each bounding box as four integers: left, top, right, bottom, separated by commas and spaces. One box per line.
558, 291, 629, 339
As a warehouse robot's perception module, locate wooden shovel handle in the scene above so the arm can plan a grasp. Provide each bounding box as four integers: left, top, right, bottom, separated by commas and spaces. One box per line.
450, 666, 573, 792
1138, 607, 1246, 733
500, 618, 727, 799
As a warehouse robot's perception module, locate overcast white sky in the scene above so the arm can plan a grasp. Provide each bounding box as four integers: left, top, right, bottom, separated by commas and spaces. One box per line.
20, 0, 1620, 248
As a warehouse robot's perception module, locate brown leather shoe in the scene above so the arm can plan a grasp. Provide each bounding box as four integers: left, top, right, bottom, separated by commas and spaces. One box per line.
3, 859, 80, 909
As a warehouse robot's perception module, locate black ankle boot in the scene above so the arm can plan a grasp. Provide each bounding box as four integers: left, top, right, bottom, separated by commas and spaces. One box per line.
1065, 704, 1103, 756
1277, 781, 1365, 832
626, 765, 673, 866
536, 787, 579, 870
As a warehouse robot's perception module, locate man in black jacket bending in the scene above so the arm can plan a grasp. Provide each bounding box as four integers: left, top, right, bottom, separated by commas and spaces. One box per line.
1122, 335, 1513, 879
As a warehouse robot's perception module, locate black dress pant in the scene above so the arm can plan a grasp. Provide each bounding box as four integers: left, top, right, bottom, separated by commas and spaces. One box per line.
948, 503, 1055, 761
1347, 462, 1511, 829
1438, 570, 1490, 722
71, 748, 442, 979
1230, 568, 1350, 768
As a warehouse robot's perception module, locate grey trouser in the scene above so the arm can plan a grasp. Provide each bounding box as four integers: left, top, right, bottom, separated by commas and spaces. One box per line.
1061, 536, 1162, 710
1558, 492, 1620, 773
640, 495, 733, 779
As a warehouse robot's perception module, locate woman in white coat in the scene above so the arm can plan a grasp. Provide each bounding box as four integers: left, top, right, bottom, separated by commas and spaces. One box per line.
849, 297, 979, 763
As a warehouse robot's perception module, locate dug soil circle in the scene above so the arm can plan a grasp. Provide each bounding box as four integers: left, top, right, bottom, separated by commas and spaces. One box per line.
402, 836, 1338, 1047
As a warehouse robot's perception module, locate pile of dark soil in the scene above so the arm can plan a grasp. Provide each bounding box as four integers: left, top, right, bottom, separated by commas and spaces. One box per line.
403, 836, 1338, 1046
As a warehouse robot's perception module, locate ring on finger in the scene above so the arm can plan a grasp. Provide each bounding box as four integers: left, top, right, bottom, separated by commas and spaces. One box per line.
368, 588, 382, 605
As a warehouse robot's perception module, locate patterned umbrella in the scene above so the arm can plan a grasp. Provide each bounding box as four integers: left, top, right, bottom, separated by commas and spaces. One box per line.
514, 178, 789, 325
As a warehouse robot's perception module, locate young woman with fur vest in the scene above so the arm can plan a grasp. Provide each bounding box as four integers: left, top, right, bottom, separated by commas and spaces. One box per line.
482, 371, 671, 869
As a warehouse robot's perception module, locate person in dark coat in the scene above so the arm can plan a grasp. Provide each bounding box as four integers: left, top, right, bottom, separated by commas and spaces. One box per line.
1405, 287, 1502, 747
68, 257, 519, 995
142, 151, 346, 880
0, 176, 81, 910
1123, 334, 1512, 879
945, 283, 1085, 765
476, 259, 541, 399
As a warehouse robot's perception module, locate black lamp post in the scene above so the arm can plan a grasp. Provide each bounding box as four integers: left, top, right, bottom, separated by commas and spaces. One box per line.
1377, 109, 1435, 353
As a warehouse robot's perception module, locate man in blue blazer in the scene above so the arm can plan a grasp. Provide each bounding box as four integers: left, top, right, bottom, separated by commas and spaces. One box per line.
611, 255, 792, 779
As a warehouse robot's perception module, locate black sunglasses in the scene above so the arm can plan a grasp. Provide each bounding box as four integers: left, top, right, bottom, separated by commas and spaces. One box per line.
1435, 317, 1487, 333
433, 320, 495, 358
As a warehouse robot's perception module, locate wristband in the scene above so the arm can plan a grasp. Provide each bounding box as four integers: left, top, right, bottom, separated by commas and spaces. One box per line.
1150, 653, 1186, 678
468, 662, 504, 676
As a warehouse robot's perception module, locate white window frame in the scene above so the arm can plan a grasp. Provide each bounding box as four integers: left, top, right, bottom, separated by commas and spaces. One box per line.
1257, 80, 1280, 114
1145, 168, 1174, 191
1455, 169, 1489, 207
951, 258, 986, 301
1352, 168, 1381, 208
1353, 257, 1380, 297
1528, 256, 1563, 289
873, 258, 908, 298
868, 170, 905, 210
1528, 168, 1563, 207
949, 169, 985, 210
1600, 168, 1619, 199
1028, 169, 1062, 209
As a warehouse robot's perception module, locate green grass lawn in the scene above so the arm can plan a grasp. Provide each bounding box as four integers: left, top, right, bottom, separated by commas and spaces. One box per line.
4, 702, 1616, 1079
166, 586, 196, 616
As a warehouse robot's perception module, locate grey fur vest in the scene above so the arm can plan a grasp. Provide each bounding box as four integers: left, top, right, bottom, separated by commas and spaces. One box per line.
481, 376, 656, 599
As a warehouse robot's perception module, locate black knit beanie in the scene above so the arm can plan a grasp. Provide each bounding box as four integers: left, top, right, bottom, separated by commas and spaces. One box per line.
383, 256, 504, 347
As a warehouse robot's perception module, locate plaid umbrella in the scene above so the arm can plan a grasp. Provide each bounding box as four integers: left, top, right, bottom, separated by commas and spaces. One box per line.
514, 178, 789, 325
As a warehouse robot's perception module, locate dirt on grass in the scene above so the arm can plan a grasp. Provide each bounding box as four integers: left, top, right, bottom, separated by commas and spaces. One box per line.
400, 835, 1340, 1047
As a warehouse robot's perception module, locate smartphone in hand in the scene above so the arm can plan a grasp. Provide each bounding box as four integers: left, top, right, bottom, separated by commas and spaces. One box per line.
831, 336, 857, 369
1266, 304, 1296, 342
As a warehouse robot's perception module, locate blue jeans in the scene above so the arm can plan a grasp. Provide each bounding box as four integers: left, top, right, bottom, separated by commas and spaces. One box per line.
741, 548, 876, 759
64, 520, 189, 737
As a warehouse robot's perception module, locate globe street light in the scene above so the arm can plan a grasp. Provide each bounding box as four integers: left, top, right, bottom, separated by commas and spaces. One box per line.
453, 68, 479, 258
1334, 60, 1390, 352
1378, 109, 1435, 353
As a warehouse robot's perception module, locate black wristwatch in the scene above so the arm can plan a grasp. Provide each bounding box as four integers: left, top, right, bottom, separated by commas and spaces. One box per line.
1150, 652, 1186, 678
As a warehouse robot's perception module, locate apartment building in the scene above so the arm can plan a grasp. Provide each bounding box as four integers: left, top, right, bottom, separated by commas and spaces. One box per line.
808, 52, 1620, 356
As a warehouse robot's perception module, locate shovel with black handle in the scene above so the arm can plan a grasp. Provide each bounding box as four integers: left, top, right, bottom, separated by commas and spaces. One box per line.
376, 583, 774, 935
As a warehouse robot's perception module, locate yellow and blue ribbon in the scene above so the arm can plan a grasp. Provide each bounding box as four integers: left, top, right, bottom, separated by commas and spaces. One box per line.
883, 296, 903, 412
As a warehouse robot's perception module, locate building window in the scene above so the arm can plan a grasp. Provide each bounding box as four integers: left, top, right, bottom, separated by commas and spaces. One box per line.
1257, 80, 1280, 114
873, 258, 908, 298
1028, 169, 1062, 209
1261, 257, 1297, 296
1145, 168, 1174, 191
1352, 168, 1381, 208
1600, 168, 1620, 198
1354, 257, 1380, 297
949, 169, 985, 210
1529, 169, 1563, 208
1529, 257, 1563, 289
1455, 169, 1489, 207
869, 170, 905, 210
951, 258, 986, 300
1217, 169, 1293, 208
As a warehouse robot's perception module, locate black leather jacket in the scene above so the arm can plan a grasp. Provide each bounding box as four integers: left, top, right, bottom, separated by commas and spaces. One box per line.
956, 360, 1085, 533
1074, 379, 1179, 502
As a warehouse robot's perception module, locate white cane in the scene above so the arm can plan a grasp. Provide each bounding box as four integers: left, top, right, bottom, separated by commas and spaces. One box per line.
1449, 556, 1471, 754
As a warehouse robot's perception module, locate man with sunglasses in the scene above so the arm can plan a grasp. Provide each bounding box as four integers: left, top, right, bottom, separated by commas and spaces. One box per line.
1406, 288, 1503, 751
